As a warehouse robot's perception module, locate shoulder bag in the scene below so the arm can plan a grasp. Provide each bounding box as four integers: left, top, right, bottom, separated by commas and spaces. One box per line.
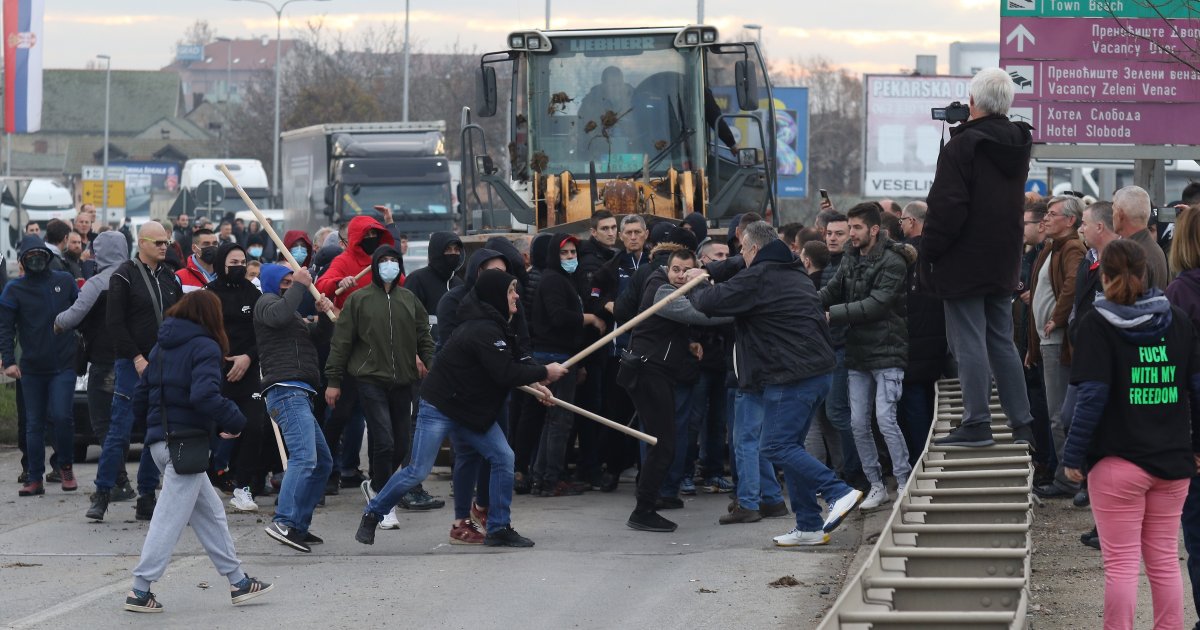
159, 355, 210, 474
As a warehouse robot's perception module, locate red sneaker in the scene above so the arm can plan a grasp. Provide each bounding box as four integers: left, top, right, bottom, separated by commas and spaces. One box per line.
449, 520, 485, 545
60, 466, 78, 492
19, 480, 44, 496
470, 502, 488, 531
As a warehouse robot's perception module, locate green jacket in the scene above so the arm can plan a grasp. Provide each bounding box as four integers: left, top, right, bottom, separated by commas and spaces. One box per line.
325, 283, 435, 388
819, 236, 915, 371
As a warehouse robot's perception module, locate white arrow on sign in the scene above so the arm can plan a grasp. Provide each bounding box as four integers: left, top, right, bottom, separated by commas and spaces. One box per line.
1006, 24, 1036, 52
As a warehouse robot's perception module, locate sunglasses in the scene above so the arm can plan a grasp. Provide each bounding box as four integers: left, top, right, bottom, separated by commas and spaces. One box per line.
140, 237, 171, 247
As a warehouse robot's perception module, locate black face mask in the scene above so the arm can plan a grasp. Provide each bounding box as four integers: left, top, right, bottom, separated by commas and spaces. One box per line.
444, 254, 462, 272
360, 236, 381, 255
22, 253, 48, 274
226, 266, 247, 283
199, 246, 217, 264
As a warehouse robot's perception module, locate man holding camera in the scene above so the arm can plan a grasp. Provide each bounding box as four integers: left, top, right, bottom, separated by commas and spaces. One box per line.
919, 68, 1037, 448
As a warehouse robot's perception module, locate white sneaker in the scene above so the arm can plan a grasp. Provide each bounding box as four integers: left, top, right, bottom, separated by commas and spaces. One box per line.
378, 508, 400, 530
360, 480, 376, 503
230, 487, 258, 512
859, 483, 891, 511
773, 528, 830, 547
822, 488, 863, 533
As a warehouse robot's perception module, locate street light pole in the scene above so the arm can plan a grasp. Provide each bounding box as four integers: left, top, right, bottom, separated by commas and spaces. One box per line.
98, 54, 111, 226
231, 0, 331, 204
217, 37, 233, 158
545, 0, 550, 28
403, 0, 410, 122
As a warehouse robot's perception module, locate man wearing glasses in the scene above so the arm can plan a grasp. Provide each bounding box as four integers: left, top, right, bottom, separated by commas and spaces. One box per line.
87, 222, 181, 522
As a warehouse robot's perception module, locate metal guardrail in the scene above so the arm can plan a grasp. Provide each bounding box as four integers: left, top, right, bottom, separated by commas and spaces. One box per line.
817, 378, 1033, 629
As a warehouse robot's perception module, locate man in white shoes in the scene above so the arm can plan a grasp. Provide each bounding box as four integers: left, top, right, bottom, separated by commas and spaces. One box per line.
689, 221, 864, 547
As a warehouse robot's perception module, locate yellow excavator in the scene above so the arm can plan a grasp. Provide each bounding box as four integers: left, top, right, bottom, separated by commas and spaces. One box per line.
460, 25, 777, 237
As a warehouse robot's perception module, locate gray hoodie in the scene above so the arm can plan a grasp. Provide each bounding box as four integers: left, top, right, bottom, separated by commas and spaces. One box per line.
54, 231, 129, 331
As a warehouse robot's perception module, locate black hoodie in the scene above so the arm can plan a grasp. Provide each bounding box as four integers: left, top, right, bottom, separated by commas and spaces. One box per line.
205, 242, 261, 397
403, 231, 464, 324
437, 247, 506, 349
531, 234, 586, 355
421, 272, 548, 433
920, 114, 1034, 299
523, 232, 553, 315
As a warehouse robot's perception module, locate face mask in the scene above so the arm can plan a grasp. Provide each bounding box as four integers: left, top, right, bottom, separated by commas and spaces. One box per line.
378, 261, 401, 284
360, 235, 381, 255
444, 254, 462, 271
227, 266, 247, 283
199, 246, 217, 264
23, 254, 48, 274
248, 246, 264, 258
290, 246, 308, 265
561, 258, 578, 274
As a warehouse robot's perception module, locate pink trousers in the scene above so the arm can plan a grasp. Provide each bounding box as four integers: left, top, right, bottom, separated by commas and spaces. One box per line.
1089, 456, 1189, 630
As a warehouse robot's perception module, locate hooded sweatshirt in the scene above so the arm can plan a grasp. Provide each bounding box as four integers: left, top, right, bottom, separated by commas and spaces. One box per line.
523, 232, 553, 315
403, 230, 464, 330
531, 234, 586, 355
920, 114, 1034, 299
205, 242, 262, 397
1166, 268, 1200, 330
436, 248, 505, 349
1065, 290, 1200, 480
315, 215, 396, 308
54, 231, 128, 363
282, 230, 314, 267
131, 317, 246, 446
325, 245, 434, 388
255, 263, 324, 390
0, 236, 79, 373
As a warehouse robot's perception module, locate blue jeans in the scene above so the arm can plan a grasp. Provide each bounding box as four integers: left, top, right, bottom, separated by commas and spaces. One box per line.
760, 375, 853, 531
659, 382, 695, 498
732, 389, 784, 511
21, 369, 76, 480
531, 351, 576, 486
847, 367, 911, 486
267, 387, 333, 534
898, 381, 934, 466
826, 348, 862, 480
690, 368, 728, 479
368, 401, 515, 534
451, 404, 508, 517
96, 359, 160, 495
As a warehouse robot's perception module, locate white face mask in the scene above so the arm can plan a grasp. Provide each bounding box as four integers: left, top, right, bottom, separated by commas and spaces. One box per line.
378, 261, 401, 283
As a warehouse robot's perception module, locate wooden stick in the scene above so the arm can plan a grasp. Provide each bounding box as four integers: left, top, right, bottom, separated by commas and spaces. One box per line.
562, 271, 709, 369
269, 418, 288, 472
518, 385, 657, 446
216, 163, 336, 321
334, 266, 371, 295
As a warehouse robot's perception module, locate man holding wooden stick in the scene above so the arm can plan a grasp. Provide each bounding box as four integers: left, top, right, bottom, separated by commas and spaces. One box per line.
255, 264, 337, 553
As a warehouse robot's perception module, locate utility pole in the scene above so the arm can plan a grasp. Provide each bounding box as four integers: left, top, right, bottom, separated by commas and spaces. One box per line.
403, 0, 410, 121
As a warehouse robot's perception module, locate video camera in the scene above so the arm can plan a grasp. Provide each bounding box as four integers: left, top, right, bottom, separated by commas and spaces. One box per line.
931, 101, 970, 124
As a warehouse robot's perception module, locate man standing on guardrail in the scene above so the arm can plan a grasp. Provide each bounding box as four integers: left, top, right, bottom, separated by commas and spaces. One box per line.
689, 222, 864, 546
920, 68, 1037, 449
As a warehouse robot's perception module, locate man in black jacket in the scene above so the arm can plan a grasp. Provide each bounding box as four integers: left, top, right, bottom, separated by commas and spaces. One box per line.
94, 221, 181, 520
256, 263, 336, 553
403, 231, 463, 340
921, 68, 1037, 448
356, 270, 566, 548
689, 222, 863, 546
897, 201, 946, 466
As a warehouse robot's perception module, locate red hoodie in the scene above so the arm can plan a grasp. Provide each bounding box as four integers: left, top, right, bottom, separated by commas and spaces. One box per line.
282, 229, 314, 265
315, 215, 396, 308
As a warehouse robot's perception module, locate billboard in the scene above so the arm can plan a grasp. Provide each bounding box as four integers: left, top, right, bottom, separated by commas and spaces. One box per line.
176, 44, 204, 62
3, 0, 44, 133
863, 75, 972, 197
711, 87, 810, 199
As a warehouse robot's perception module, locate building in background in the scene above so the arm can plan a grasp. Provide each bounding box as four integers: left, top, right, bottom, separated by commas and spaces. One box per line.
949, 42, 1000, 76
163, 37, 298, 111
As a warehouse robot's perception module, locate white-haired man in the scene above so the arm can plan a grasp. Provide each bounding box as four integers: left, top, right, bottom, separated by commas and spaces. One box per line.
1113, 185, 1169, 290
919, 68, 1038, 448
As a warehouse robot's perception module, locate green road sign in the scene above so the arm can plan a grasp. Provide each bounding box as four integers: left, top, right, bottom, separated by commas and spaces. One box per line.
1002, 0, 1199, 18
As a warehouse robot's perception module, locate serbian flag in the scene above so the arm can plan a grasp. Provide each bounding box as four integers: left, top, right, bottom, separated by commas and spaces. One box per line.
3, 0, 43, 133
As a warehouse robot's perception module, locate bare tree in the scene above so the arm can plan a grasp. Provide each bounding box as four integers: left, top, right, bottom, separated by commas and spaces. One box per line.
1106, 1, 1200, 73
175, 19, 217, 50
772, 56, 863, 197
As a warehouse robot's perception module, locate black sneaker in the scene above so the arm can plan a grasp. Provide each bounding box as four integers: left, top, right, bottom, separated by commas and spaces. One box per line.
323, 477, 340, 496
933, 423, 995, 447
87, 489, 111, 522
1073, 488, 1090, 508
340, 470, 368, 489
45, 468, 61, 483
135, 494, 156, 521
760, 501, 789, 518
483, 525, 536, 547
513, 472, 532, 495
1081, 527, 1100, 550
399, 487, 445, 510
110, 481, 136, 503
598, 472, 618, 493
124, 589, 163, 613
355, 513, 382, 545
1011, 423, 1037, 451
626, 510, 678, 533
719, 506, 763, 525
17, 470, 28, 484
1033, 483, 1074, 499
230, 576, 274, 605
303, 531, 324, 545
264, 522, 312, 553
655, 496, 685, 510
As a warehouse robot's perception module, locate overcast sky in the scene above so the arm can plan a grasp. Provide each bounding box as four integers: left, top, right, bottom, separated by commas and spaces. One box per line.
44, 0, 1000, 75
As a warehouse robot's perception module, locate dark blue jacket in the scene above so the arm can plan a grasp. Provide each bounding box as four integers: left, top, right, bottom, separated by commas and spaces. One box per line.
0, 236, 78, 373
132, 317, 246, 446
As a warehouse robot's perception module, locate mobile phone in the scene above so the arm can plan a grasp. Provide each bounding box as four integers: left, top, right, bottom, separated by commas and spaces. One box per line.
819, 189, 829, 200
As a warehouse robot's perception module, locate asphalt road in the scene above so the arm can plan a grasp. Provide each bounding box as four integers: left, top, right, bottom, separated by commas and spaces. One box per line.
0, 446, 868, 629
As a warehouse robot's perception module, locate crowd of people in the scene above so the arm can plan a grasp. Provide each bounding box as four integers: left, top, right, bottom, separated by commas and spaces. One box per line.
4, 66, 1200, 624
